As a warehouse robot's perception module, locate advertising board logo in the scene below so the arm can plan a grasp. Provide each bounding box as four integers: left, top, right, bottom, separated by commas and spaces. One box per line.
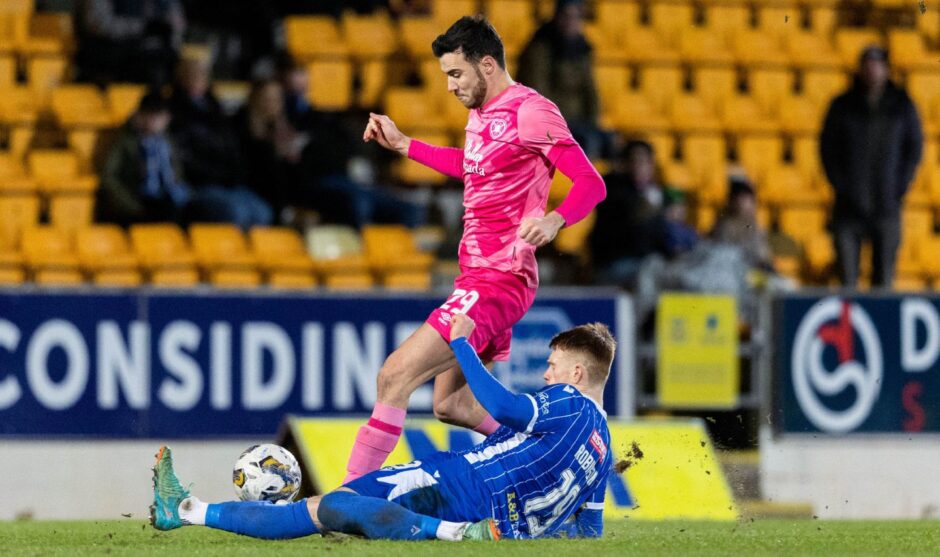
791, 297, 883, 433
495, 308, 573, 394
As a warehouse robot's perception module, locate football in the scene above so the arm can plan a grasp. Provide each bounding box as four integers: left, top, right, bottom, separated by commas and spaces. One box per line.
232, 444, 302, 503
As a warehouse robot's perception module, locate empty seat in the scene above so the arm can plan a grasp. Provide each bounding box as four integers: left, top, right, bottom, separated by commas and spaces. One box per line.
384, 87, 448, 133
669, 94, 722, 133
307, 59, 353, 111
0, 153, 35, 192
649, 3, 695, 47
306, 225, 372, 285
703, 5, 751, 44
801, 69, 849, 109
249, 226, 317, 289
609, 92, 670, 134
721, 95, 778, 134
733, 30, 788, 67
284, 16, 348, 60
748, 68, 795, 113
51, 85, 113, 129
76, 225, 141, 287
398, 17, 442, 57
130, 223, 199, 287
342, 11, 398, 60
835, 29, 883, 69
693, 67, 739, 113
485, 0, 535, 57
679, 28, 735, 65
779, 207, 827, 246
0, 86, 39, 126
26, 55, 67, 104
0, 53, 14, 87
639, 66, 685, 114
21, 226, 83, 285
361, 224, 434, 282
787, 32, 842, 69
737, 136, 785, 182
48, 194, 94, 231
27, 150, 97, 193
107, 83, 148, 125
0, 193, 37, 281
888, 30, 932, 71
189, 224, 261, 288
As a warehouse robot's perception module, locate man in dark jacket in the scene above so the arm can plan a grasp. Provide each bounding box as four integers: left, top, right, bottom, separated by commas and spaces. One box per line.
820, 45, 923, 288
589, 140, 669, 287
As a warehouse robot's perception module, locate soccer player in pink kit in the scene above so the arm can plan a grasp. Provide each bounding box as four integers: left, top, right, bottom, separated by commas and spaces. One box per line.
344, 15, 606, 483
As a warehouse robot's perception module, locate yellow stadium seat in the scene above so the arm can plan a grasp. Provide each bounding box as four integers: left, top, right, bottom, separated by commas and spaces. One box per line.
649, 3, 695, 47
620, 27, 680, 65
307, 59, 353, 111
733, 30, 788, 68
431, 0, 478, 23
801, 69, 849, 110
107, 83, 147, 125
835, 29, 883, 69
695, 205, 717, 234
0, 53, 14, 87
24, 11, 73, 56
693, 67, 739, 113
130, 223, 199, 287
342, 11, 398, 59
398, 17, 441, 58
594, 0, 641, 39
0, 85, 39, 126
189, 224, 260, 287
661, 160, 697, 191
485, 0, 534, 57
679, 28, 735, 65
703, 5, 751, 44
249, 226, 317, 289
779, 207, 827, 246
888, 30, 932, 71
0, 153, 35, 192
907, 71, 940, 115
682, 135, 728, 198
0, 0, 31, 50
554, 211, 595, 261
26, 55, 67, 104
48, 194, 94, 231
737, 136, 784, 183
639, 66, 684, 114
778, 95, 823, 135
764, 164, 823, 207
669, 94, 722, 133
306, 225, 371, 282
917, 8, 939, 45
804, 235, 835, 277
748, 68, 794, 114
22, 226, 83, 285
720, 95, 778, 135
609, 92, 669, 133
787, 32, 842, 69
384, 86, 447, 133
213, 80, 250, 113
0, 193, 36, 279
791, 135, 825, 185
284, 16, 348, 60
76, 225, 142, 287
51, 85, 113, 129
361, 224, 434, 275
394, 132, 452, 185
325, 272, 375, 290
808, 6, 836, 38
594, 64, 630, 119
27, 150, 98, 194
384, 270, 432, 290
755, 6, 797, 40
918, 237, 940, 279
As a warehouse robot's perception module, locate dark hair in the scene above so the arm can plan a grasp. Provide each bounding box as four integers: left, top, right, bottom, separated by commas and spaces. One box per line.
622, 140, 654, 160
431, 15, 506, 69
550, 323, 617, 385
137, 91, 169, 115
729, 176, 755, 200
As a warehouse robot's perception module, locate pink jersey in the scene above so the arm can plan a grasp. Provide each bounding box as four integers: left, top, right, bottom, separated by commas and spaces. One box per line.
459, 84, 575, 288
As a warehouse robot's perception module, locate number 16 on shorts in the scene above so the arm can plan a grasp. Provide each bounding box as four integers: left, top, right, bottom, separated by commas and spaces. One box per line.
437, 288, 480, 326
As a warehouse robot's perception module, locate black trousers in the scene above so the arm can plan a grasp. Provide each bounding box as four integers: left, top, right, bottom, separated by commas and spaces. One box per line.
832, 213, 901, 288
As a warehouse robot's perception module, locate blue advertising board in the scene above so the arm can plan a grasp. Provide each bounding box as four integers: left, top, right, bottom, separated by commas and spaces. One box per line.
775, 294, 940, 434
0, 289, 631, 437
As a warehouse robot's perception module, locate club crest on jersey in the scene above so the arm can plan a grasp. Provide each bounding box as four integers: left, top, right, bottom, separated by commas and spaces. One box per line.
589, 430, 607, 462
489, 118, 508, 139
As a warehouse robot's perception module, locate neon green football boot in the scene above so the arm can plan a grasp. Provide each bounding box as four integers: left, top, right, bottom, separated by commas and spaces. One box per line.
150, 446, 190, 531
460, 518, 501, 541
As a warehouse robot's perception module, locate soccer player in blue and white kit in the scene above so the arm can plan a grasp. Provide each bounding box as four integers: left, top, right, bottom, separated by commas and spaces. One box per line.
151, 314, 615, 541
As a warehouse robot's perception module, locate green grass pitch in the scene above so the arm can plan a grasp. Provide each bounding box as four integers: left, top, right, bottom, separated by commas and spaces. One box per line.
3, 519, 939, 556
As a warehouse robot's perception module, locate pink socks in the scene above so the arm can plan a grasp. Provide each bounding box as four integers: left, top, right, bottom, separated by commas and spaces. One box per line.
473, 414, 501, 436
343, 403, 407, 484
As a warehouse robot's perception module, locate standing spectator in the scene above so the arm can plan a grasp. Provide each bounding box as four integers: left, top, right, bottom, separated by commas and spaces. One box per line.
97, 92, 190, 226
75, 0, 185, 86
589, 140, 668, 287
820, 45, 923, 288
517, 0, 605, 158
710, 176, 773, 270
169, 56, 273, 228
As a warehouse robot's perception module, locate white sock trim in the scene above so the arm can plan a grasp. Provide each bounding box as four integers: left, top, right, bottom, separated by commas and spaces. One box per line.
178, 496, 208, 526
436, 520, 470, 541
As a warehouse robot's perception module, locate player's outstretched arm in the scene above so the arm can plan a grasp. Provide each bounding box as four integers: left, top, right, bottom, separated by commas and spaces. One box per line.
363, 112, 464, 178
449, 314, 535, 432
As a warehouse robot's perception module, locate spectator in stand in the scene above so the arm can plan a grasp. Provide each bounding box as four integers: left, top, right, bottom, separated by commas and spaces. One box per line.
661, 188, 698, 258
589, 140, 668, 287
75, 0, 185, 86
168, 56, 273, 228
517, 0, 606, 158
820, 45, 923, 288
97, 92, 189, 226
710, 176, 773, 271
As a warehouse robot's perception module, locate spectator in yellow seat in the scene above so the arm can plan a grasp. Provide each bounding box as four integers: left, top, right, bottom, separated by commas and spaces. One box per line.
820, 45, 923, 288
517, 0, 607, 158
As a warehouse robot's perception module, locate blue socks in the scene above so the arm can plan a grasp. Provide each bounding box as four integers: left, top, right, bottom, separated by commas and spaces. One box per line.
205, 499, 319, 539
317, 491, 441, 541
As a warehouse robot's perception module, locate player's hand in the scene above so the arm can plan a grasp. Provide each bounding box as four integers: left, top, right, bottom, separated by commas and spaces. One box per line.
450, 313, 476, 341
363, 113, 411, 156
518, 212, 566, 247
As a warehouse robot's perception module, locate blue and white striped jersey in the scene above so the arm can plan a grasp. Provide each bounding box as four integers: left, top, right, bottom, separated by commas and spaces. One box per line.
456, 383, 611, 539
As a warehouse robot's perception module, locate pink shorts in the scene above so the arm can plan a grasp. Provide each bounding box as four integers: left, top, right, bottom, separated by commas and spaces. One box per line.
427, 266, 537, 362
